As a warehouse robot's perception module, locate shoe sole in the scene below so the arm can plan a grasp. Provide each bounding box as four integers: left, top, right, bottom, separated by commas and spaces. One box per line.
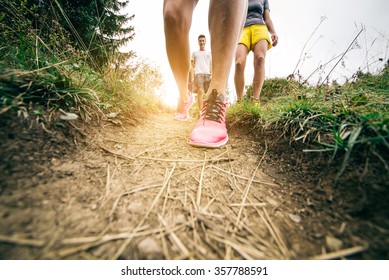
189, 135, 228, 148
173, 115, 189, 121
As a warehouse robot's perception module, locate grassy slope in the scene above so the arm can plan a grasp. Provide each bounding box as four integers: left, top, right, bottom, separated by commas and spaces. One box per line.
228, 69, 389, 182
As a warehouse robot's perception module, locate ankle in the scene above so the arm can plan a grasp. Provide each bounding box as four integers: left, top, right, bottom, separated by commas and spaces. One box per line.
205, 89, 226, 102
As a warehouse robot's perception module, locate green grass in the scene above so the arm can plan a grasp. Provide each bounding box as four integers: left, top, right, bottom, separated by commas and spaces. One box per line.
227, 68, 389, 180
0, 0, 163, 128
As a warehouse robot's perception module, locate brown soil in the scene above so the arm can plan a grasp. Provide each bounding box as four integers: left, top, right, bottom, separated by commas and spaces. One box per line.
0, 111, 388, 260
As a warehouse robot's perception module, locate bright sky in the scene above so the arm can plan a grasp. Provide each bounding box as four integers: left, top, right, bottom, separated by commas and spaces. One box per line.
123, 0, 389, 105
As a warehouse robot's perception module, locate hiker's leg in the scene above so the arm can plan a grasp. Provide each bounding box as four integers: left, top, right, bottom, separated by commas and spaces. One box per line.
207, 0, 247, 98
234, 44, 249, 101
163, 0, 197, 104
252, 40, 268, 100
197, 89, 204, 112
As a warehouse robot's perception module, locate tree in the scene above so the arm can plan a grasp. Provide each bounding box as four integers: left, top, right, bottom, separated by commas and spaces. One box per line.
57, 0, 135, 69
0, 0, 135, 70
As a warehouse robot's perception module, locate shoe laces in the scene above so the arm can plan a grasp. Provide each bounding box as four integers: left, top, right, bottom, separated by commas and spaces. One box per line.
201, 89, 225, 123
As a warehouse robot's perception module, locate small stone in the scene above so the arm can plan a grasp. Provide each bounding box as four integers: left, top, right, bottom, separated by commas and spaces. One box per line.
127, 202, 143, 214
175, 214, 186, 225
266, 197, 280, 207
137, 237, 163, 259
60, 112, 78, 120
289, 213, 302, 223
325, 235, 343, 251
42, 200, 50, 205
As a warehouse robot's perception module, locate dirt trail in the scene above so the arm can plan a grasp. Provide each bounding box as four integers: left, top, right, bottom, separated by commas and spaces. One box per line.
0, 112, 383, 259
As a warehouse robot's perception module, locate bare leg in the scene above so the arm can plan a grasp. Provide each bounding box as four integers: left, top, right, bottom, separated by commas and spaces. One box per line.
163, 0, 197, 106
207, 0, 247, 98
252, 40, 268, 99
234, 44, 249, 101
197, 89, 204, 112
189, 0, 247, 148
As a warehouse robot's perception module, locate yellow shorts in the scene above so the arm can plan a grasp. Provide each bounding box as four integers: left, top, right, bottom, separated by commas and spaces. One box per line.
238, 24, 272, 51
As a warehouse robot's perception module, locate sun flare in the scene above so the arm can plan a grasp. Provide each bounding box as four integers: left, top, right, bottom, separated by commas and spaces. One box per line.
160, 75, 179, 108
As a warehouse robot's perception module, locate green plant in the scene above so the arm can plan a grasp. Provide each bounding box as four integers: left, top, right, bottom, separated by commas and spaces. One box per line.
228, 74, 389, 182
0, 0, 164, 127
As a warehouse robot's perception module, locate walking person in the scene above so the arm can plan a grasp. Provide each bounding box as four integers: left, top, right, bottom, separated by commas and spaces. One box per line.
163, 0, 247, 147
191, 34, 212, 113
234, 0, 278, 104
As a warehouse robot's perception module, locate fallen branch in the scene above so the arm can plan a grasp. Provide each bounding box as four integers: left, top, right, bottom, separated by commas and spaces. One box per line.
211, 165, 278, 187
158, 214, 190, 259
110, 164, 176, 260
0, 235, 45, 247
310, 245, 368, 260
100, 145, 232, 163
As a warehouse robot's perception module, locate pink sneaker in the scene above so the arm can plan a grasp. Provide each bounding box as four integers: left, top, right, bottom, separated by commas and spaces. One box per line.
173, 112, 189, 121
173, 91, 195, 121
189, 89, 228, 148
